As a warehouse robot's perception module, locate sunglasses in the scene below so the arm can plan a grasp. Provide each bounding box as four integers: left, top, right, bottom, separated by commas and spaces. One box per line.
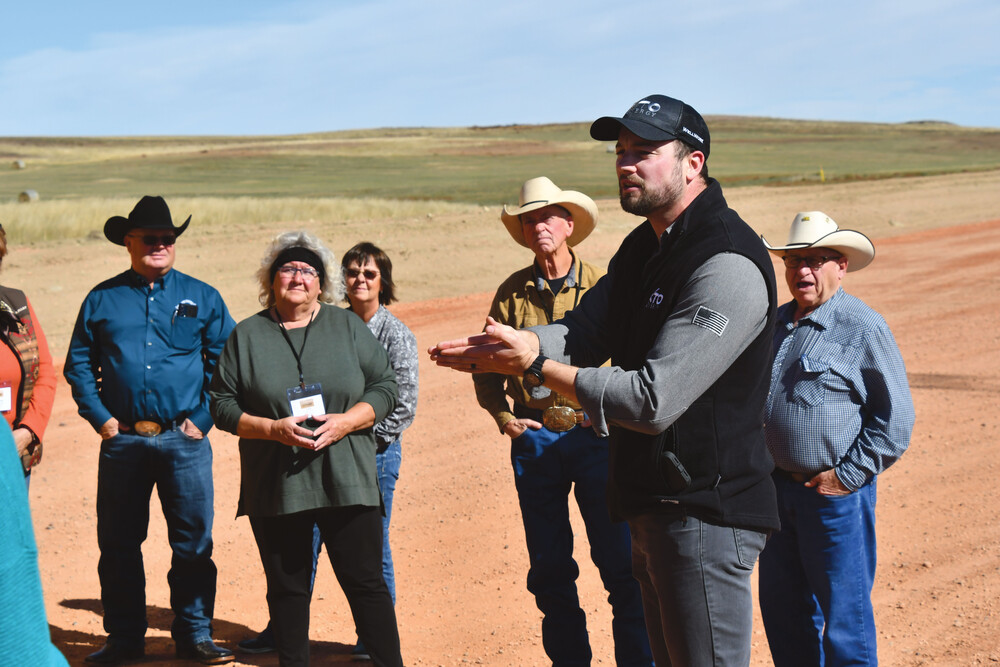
345, 268, 379, 280
128, 233, 176, 246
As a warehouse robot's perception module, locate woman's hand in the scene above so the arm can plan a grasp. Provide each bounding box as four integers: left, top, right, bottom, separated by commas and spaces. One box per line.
309, 414, 352, 451
308, 402, 377, 451
267, 415, 317, 448
13, 427, 35, 457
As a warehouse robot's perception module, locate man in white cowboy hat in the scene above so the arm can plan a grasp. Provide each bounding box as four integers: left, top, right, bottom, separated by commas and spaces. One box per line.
472, 176, 653, 666
431, 95, 780, 666
64, 196, 236, 665
758, 211, 915, 666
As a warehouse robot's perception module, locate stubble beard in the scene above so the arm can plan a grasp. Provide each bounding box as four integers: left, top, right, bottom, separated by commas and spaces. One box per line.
619, 164, 685, 218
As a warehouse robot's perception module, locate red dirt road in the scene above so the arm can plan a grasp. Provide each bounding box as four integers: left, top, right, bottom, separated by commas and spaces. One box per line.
19, 188, 1000, 665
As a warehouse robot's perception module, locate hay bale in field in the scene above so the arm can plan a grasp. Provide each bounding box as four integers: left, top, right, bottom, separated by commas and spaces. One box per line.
18, 189, 39, 203
11, 159, 25, 169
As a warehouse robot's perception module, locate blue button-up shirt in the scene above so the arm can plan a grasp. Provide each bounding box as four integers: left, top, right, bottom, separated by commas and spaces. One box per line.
764, 288, 915, 491
64, 268, 235, 435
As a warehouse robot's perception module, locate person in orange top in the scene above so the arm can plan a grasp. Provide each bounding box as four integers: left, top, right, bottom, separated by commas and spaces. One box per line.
0, 223, 57, 486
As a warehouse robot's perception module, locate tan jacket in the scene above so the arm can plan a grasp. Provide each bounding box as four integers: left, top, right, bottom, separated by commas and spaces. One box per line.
473, 251, 605, 432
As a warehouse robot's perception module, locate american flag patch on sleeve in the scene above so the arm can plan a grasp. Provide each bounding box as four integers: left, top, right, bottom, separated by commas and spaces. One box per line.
692, 306, 728, 336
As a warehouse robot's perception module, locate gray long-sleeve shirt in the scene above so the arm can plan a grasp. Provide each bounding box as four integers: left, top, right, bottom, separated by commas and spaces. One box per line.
532, 252, 768, 437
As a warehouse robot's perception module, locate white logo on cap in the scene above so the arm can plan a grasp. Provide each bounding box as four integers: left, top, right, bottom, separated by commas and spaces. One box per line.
631, 100, 661, 117
681, 126, 704, 144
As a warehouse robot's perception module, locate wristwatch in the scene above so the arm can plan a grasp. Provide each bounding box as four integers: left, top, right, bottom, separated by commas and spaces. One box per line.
522, 355, 549, 389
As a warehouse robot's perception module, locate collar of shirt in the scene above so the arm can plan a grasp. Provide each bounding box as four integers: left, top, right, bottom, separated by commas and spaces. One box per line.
126, 267, 171, 291
779, 286, 845, 332
530, 250, 579, 293
364, 303, 387, 333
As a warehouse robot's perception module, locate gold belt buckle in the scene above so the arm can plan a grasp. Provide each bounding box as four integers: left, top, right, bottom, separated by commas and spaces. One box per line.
543, 406, 581, 432
134, 420, 163, 437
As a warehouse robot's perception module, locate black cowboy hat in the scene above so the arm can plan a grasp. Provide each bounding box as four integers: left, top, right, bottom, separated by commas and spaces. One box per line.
104, 195, 191, 246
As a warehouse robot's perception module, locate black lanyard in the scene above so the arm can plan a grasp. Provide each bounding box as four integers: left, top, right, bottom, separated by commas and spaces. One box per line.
274, 307, 316, 389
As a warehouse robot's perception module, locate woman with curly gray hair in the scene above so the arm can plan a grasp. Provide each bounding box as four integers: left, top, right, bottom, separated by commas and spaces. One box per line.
210, 230, 402, 667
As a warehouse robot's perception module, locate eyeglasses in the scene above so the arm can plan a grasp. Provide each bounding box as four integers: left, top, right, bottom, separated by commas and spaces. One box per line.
781, 255, 841, 270
345, 268, 379, 281
128, 233, 176, 246
277, 265, 319, 280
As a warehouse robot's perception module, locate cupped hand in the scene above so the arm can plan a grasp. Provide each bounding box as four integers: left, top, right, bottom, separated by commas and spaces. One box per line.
429, 316, 537, 375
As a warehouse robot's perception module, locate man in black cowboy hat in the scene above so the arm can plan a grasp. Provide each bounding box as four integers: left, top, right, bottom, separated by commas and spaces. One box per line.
65, 196, 236, 665
431, 95, 780, 665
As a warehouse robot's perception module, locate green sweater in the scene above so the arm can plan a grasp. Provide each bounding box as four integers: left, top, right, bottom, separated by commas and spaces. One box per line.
210, 304, 397, 517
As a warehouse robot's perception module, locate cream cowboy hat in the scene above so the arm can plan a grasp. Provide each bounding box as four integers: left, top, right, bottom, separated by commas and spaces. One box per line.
501, 177, 598, 248
762, 211, 875, 272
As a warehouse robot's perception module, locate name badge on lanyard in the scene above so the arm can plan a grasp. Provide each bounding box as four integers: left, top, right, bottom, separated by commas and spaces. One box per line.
287, 383, 325, 419
0, 382, 12, 413
275, 306, 325, 432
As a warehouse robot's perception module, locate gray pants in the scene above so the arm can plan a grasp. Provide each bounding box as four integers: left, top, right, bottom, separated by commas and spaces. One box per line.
629, 513, 767, 666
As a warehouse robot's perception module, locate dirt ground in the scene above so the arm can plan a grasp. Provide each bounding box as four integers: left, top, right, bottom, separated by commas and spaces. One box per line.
13, 170, 1000, 665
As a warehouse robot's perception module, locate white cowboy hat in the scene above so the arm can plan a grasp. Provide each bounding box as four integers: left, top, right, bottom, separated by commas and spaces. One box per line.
501, 177, 598, 248
762, 211, 875, 272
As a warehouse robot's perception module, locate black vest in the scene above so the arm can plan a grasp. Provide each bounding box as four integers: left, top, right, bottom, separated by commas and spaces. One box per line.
606, 180, 779, 531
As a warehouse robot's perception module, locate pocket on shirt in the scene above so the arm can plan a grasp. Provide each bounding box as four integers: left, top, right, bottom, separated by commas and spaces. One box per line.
790, 356, 829, 407
171, 316, 202, 351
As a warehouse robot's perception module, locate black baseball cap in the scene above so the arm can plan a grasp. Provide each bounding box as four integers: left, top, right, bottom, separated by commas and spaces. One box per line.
590, 94, 710, 157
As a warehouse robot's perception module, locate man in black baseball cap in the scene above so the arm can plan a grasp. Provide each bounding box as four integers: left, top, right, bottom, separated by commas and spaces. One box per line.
590, 94, 710, 156
428, 94, 779, 665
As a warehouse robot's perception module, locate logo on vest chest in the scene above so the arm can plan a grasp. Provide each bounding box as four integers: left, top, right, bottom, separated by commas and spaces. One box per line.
645, 288, 665, 309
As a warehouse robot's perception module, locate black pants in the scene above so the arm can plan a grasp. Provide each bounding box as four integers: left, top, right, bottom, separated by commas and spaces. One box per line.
250, 505, 402, 667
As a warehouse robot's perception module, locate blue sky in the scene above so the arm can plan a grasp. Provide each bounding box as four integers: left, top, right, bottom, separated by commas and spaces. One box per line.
2, 0, 998, 136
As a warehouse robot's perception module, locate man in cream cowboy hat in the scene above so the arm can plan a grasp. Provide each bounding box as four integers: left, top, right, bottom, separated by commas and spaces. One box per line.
473, 177, 652, 666
758, 211, 915, 666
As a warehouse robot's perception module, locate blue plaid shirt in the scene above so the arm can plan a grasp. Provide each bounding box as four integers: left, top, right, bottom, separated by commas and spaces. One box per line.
764, 288, 915, 491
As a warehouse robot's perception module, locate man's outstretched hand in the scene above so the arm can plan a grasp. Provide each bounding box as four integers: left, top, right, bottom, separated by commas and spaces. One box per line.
428, 316, 539, 375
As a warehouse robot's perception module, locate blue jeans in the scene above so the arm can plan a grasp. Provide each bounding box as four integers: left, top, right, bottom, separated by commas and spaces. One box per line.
629, 513, 767, 666
374, 438, 401, 604
759, 475, 879, 667
511, 425, 652, 667
96, 430, 217, 644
